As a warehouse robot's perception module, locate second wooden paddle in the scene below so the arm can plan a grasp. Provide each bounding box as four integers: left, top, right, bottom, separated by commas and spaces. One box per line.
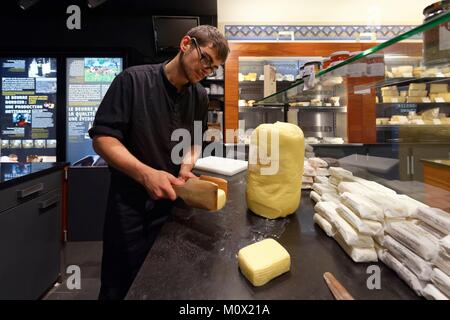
323, 272, 354, 300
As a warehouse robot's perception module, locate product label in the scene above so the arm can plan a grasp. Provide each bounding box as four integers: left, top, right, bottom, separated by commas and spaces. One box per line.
439, 22, 450, 51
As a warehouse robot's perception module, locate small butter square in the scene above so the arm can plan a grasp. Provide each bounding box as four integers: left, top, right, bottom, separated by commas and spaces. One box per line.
238, 238, 291, 286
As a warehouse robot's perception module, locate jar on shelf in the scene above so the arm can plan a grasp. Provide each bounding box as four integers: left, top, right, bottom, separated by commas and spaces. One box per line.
302, 61, 322, 78
329, 51, 350, 66
347, 51, 367, 77
322, 58, 332, 70
423, 0, 450, 66
366, 54, 385, 76
329, 51, 350, 76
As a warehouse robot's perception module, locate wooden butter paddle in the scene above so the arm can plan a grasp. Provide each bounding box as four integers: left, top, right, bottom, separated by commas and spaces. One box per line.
323, 272, 354, 300
173, 176, 228, 211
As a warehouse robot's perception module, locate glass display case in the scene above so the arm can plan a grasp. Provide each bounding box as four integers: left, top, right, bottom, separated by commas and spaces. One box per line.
253, 11, 450, 207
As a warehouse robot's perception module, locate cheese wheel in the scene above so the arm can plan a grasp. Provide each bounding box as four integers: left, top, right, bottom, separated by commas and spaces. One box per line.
246, 122, 304, 219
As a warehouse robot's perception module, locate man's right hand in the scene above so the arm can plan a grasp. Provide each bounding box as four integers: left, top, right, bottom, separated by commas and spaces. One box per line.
140, 168, 184, 201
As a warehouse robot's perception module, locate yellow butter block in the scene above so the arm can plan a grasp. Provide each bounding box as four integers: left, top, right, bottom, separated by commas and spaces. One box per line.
217, 189, 226, 210
238, 238, 291, 286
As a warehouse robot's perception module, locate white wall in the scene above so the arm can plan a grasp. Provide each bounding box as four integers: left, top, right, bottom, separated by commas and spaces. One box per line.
218, 0, 438, 30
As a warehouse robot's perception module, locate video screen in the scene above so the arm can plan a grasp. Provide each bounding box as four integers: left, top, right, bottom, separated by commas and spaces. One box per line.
66, 57, 123, 165
0, 57, 57, 163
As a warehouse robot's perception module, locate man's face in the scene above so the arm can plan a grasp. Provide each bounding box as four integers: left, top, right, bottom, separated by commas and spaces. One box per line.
180, 36, 224, 84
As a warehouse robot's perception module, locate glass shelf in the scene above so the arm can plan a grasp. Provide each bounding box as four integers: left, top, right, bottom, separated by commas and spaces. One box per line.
255, 11, 450, 106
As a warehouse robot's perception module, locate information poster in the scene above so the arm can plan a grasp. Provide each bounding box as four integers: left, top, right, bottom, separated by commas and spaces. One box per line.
0, 58, 57, 163
66, 57, 122, 165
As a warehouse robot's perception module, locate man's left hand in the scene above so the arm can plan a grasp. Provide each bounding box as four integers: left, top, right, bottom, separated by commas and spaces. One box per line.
178, 168, 198, 182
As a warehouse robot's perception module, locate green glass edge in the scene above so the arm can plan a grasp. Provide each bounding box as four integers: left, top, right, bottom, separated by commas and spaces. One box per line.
255, 11, 450, 105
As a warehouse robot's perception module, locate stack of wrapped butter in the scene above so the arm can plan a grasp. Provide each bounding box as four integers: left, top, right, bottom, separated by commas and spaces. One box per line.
312, 168, 381, 263
302, 157, 330, 190
376, 206, 450, 300
309, 166, 450, 299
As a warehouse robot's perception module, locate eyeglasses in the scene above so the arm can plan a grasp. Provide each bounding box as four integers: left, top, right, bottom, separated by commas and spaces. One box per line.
190, 37, 218, 77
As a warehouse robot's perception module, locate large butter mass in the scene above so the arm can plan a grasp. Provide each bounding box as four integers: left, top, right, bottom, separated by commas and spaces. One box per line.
238, 238, 291, 286
246, 122, 304, 219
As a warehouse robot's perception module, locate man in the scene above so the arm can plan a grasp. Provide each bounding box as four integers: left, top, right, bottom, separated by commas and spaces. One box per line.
88, 25, 229, 300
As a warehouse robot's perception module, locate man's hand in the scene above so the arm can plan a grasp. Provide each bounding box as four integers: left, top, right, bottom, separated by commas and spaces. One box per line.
140, 167, 184, 201
178, 166, 198, 182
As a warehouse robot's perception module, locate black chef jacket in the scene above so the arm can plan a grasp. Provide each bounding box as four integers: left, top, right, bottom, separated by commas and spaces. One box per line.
88, 62, 209, 180
88, 62, 209, 300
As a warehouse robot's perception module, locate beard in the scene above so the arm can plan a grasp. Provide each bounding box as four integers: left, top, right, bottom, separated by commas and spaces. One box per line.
179, 52, 199, 84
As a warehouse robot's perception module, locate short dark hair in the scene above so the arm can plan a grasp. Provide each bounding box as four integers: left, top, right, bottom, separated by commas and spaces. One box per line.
187, 25, 230, 62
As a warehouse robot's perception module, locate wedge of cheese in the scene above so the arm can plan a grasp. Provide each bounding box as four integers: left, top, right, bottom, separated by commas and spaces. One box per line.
238, 238, 291, 286
409, 83, 426, 91
430, 83, 448, 93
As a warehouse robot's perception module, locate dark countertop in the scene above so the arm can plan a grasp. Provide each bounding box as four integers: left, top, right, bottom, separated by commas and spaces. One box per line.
126, 170, 419, 300
0, 162, 68, 190
421, 159, 450, 169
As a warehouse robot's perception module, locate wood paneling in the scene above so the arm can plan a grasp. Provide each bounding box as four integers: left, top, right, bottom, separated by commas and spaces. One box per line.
346, 76, 383, 143
424, 163, 450, 191
423, 162, 450, 212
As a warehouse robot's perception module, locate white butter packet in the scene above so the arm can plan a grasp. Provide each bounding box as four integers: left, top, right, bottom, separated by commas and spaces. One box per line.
414, 221, 446, 240
303, 164, 317, 177
333, 208, 374, 248
422, 284, 449, 300
416, 207, 450, 235
385, 221, 439, 261
433, 251, 450, 277
312, 183, 337, 196
440, 235, 450, 258
340, 192, 384, 221
379, 251, 426, 296
383, 235, 433, 281
334, 233, 378, 263
303, 176, 314, 184
313, 213, 336, 237
302, 183, 313, 190
431, 268, 450, 297
336, 204, 379, 236
308, 157, 328, 168
321, 192, 341, 205
316, 167, 330, 176
329, 166, 353, 178
314, 176, 329, 184
314, 201, 339, 224
310, 191, 321, 203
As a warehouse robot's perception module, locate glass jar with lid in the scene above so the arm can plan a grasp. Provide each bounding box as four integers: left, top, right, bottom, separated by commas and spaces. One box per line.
329, 51, 350, 66
366, 54, 385, 76
329, 51, 350, 76
302, 61, 322, 78
347, 51, 367, 77
423, 0, 450, 65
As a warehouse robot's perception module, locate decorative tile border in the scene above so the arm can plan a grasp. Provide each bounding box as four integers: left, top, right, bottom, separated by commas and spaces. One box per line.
225, 25, 421, 41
